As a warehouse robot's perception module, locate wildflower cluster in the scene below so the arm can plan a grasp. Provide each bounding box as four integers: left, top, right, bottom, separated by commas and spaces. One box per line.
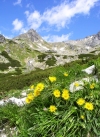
53, 89, 70, 100
50, 88, 70, 112
25, 83, 44, 103
24, 68, 100, 137
26, 73, 96, 113
77, 98, 94, 111
48, 74, 70, 113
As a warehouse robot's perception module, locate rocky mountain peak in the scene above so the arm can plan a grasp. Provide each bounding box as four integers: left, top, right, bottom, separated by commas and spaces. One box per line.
13, 29, 42, 42
26, 29, 42, 42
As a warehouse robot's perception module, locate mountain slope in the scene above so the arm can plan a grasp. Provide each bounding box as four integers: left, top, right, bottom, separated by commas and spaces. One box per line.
0, 30, 100, 75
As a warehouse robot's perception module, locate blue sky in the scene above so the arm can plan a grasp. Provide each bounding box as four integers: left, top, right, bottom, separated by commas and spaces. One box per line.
0, 0, 100, 42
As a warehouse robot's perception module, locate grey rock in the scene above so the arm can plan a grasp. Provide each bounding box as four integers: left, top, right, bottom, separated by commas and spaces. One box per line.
82, 65, 96, 75
0, 34, 5, 43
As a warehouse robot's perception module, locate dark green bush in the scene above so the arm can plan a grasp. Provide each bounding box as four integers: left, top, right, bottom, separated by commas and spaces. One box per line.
0, 51, 21, 70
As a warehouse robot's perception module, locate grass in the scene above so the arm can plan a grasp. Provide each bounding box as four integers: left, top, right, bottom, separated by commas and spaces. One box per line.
0, 55, 100, 137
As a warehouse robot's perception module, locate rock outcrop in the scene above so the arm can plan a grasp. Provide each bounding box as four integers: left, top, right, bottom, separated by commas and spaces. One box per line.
0, 34, 5, 43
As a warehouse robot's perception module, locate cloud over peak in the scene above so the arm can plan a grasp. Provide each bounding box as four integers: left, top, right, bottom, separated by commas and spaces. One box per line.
25, 10, 42, 30
12, 19, 23, 31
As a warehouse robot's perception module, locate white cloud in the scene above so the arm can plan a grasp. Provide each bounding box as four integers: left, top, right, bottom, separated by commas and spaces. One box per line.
43, 0, 99, 28
25, 0, 99, 30
13, 0, 22, 6
42, 33, 72, 42
25, 10, 42, 30
12, 19, 23, 31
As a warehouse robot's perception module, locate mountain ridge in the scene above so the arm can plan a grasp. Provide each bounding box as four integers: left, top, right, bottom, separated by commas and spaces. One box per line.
0, 29, 100, 74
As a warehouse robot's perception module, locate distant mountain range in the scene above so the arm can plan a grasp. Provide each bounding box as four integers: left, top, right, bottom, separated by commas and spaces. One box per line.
0, 29, 100, 74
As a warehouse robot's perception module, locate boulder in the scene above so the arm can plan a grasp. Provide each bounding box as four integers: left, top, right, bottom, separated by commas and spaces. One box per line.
81, 65, 95, 74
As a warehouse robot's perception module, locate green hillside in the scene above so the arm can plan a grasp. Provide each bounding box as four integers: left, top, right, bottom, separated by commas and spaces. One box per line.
0, 54, 100, 137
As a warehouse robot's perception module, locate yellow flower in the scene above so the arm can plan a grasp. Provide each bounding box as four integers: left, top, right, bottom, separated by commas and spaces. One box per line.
27, 93, 34, 100
53, 89, 60, 98
84, 102, 94, 110
90, 83, 95, 89
64, 72, 68, 77
49, 76, 56, 82
34, 89, 41, 97
25, 93, 34, 103
49, 105, 57, 112
33, 83, 44, 97
77, 98, 85, 106
30, 85, 34, 89
35, 83, 44, 91
74, 82, 79, 87
25, 97, 32, 104
62, 89, 70, 100
80, 115, 84, 119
